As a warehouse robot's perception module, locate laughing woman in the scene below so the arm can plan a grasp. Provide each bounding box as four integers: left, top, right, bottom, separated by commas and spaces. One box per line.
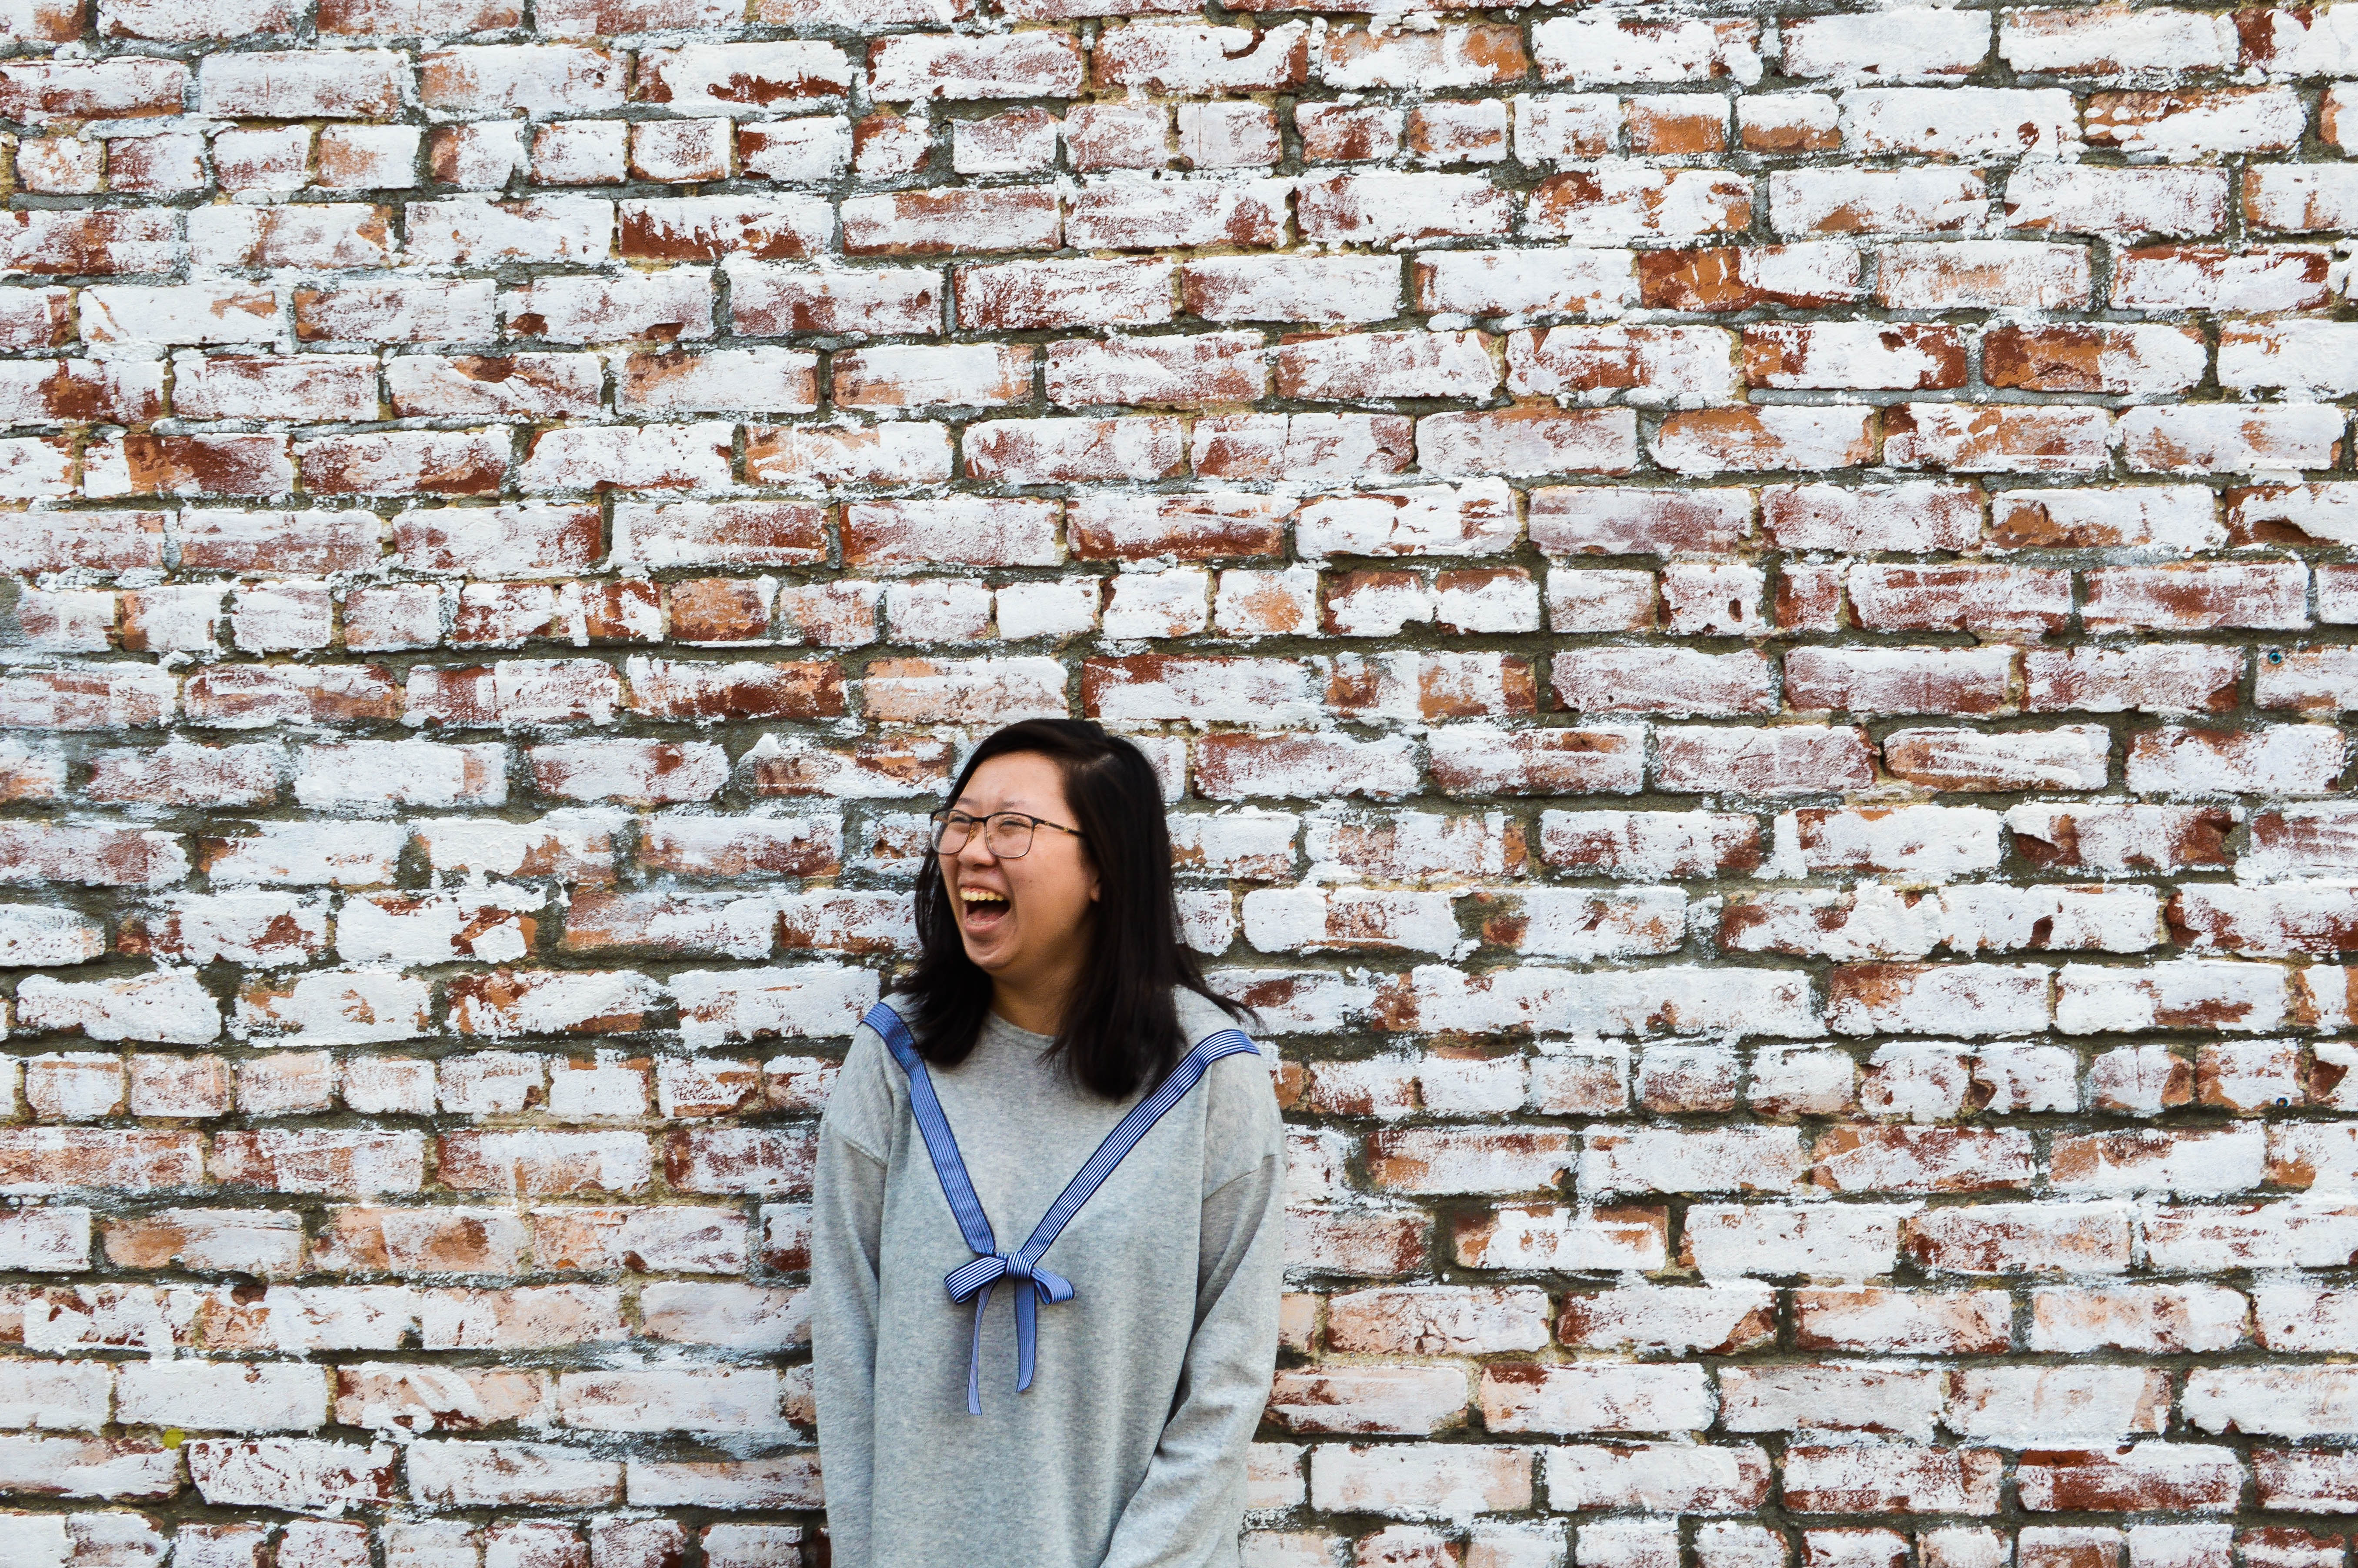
810, 718, 1288, 1568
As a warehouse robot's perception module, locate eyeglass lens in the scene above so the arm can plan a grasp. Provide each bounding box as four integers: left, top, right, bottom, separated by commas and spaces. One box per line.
934, 813, 1032, 857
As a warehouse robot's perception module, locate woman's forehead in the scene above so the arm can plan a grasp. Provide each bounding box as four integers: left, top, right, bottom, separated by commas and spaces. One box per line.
951, 792, 1042, 812
953, 754, 1063, 811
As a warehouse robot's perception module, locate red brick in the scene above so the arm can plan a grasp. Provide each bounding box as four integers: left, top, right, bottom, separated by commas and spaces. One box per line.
1741, 94, 1841, 153
2084, 564, 2309, 633
1554, 649, 1772, 717
295, 280, 496, 344
86, 434, 292, 498
0, 210, 182, 277
1051, 332, 1265, 407
2004, 163, 2229, 240
1788, 647, 2014, 716
1875, 242, 2093, 310
1626, 95, 1726, 154
1064, 103, 1167, 170
1654, 726, 1874, 795
2088, 87, 2304, 153
621, 348, 816, 416
1072, 179, 1287, 250
1419, 408, 1636, 477
2113, 244, 2333, 310
870, 32, 1080, 100
1186, 255, 1403, 324
1745, 324, 1964, 389
1991, 486, 2221, 550
1530, 167, 1751, 240
212, 1130, 424, 1195
1531, 487, 1751, 556
1532, 13, 1763, 84
1885, 403, 2113, 474
957, 259, 1172, 330
1277, 330, 1494, 402
0, 0, 87, 39
1511, 326, 1736, 400
1770, 168, 1988, 234
964, 417, 1182, 484
1784, 1446, 2004, 1514
632, 41, 850, 109
2229, 484, 2358, 547
1652, 406, 1876, 474
842, 188, 1058, 254
1763, 482, 1979, 552
1638, 245, 1860, 310
1849, 564, 2073, 634
841, 497, 1061, 570
834, 343, 1031, 409
0, 60, 188, 123
1419, 248, 1637, 316
619, 196, 830, 262
2125, 726, 2347, 795
2119, 406, 2345, 474
1884, 726, 2111, 792
1191, 415, 1411, 481
173, 355, 374, 422
1093, 21, 1309, 93
743, 423, 951, 488
300, 430, 509, 497
1299, 172, 1515, 244
2001, 5, 2232, 74
1904, 1204, 2134, 1276
1326, 24, 1527, 87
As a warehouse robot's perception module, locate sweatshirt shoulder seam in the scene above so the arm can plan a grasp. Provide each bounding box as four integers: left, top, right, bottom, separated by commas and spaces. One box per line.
825, 1016, 904, 1164
1203, 1146, 1281, 1205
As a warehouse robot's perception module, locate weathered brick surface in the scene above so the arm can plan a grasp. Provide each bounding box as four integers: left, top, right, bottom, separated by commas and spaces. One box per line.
0, 0, 2354, 1561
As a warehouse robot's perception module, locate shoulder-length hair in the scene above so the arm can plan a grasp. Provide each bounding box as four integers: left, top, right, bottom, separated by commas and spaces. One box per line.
888, 718, 1260, 1101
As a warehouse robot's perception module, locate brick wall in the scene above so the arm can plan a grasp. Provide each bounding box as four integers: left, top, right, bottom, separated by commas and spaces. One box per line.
0, 0, 2355, 1564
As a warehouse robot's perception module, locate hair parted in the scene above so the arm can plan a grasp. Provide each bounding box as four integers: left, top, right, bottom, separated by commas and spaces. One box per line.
889, 718, 1260, 1101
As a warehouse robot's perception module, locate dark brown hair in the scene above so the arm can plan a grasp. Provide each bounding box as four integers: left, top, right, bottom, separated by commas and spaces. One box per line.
890, 718, 1259, 1101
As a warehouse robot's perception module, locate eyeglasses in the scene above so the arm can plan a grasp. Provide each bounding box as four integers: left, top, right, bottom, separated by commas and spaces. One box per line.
929, 809, 1084, 859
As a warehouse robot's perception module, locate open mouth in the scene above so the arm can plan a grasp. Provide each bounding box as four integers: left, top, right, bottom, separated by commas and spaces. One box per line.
959, 885, 1011, 932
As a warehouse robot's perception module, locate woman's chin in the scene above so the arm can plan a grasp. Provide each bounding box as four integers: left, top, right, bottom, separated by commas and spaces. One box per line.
959, 920, 1014, 963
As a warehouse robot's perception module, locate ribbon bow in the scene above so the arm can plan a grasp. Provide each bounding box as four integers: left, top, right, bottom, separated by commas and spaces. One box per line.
943, 1249, 1074, 1416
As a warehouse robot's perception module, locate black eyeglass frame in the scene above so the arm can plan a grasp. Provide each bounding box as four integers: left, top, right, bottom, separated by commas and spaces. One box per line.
927, 808, 1086, 859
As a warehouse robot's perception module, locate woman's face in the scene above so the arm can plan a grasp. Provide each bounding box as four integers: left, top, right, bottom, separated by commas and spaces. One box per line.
941, 751, 1100, 984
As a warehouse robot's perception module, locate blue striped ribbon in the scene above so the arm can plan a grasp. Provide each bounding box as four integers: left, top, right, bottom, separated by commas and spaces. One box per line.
863, 998, 1261, 1415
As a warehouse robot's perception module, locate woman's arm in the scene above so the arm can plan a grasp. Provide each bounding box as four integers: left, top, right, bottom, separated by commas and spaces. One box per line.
1097, 1122, 1288, 1568
810, 1107, 888, 1568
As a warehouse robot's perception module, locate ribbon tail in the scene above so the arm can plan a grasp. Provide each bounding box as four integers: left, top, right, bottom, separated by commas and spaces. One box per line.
1014, 1280, 1038, 1392
965, 1280, 993, 1417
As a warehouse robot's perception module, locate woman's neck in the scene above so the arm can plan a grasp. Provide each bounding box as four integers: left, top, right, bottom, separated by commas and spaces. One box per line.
988, 977, 1073, 1038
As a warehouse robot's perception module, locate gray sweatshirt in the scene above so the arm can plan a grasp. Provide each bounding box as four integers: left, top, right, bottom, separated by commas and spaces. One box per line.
810, 986, 1289, 1568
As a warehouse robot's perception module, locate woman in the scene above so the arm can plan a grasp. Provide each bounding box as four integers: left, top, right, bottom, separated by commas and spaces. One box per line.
810, 718, 1289, 1568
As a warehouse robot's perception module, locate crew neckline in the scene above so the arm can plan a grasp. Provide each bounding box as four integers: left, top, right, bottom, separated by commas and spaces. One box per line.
986, 1008, 1055, 1042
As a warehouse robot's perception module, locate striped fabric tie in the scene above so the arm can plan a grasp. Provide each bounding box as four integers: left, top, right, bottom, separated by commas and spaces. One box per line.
863, 998, 1261, 1415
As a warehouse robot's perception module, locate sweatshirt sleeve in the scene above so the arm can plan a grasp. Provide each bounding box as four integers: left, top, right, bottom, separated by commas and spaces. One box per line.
811, 1026, 894, 1568
1097, 1051, 1289, 1568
